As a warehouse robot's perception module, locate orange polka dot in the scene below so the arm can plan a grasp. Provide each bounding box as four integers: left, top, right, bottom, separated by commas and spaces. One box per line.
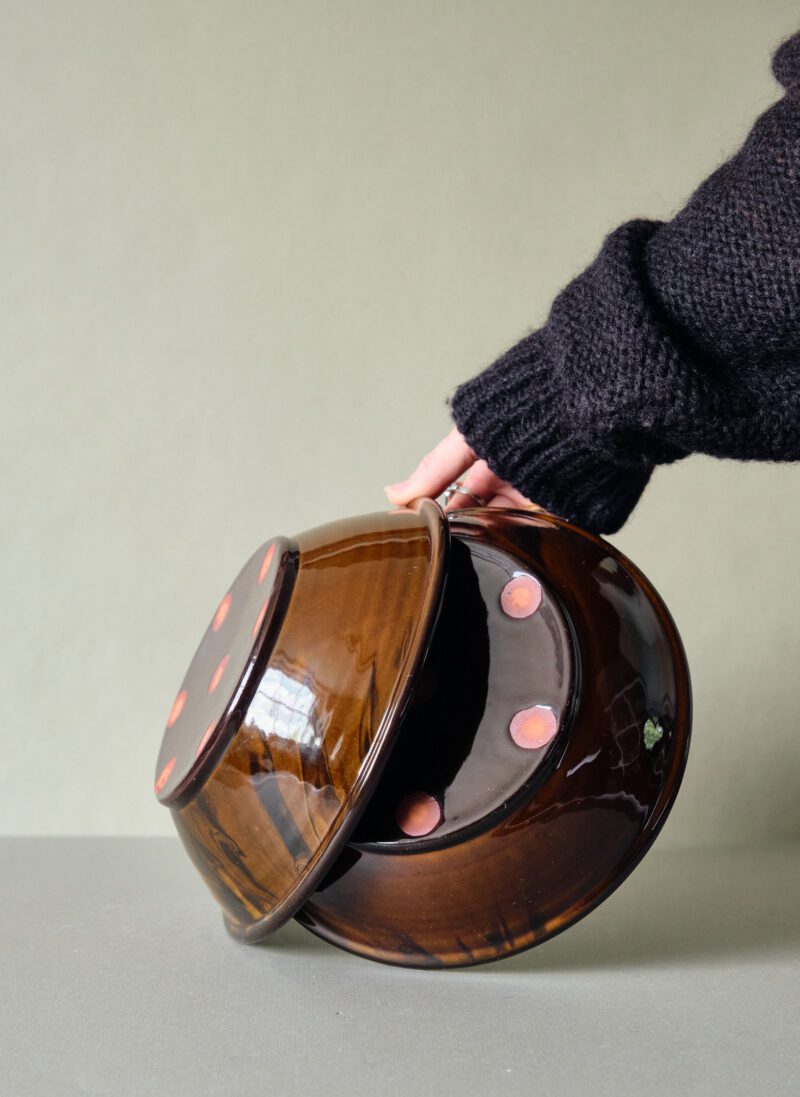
251, 600, 269, 640
208, 655, 229, 695
509, 705, 558, 750
166, 690, 187, 728
195, 721, 216, 757
500, 574, 542, 619
258, 543, 276, 585
155, 756, 177, 793
396, 792, 441, 837
212, 592, 232, 631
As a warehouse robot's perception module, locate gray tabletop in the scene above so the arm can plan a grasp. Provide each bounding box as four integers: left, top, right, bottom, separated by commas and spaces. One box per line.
2, 837, 798, 1097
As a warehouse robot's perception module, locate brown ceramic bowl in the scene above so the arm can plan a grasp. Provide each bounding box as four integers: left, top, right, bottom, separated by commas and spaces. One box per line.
155, 499, 691, 968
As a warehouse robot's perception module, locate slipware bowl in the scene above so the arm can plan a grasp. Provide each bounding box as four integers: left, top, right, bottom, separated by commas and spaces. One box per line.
154, 499, 691, 969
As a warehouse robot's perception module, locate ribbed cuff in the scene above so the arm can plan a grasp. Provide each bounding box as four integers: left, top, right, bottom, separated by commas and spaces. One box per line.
448, 330, 654, 534
448, 220, 688, 535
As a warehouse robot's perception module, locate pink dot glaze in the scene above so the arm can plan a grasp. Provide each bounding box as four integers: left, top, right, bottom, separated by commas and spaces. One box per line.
212, 592, 232, 632
396, 792, 441, 837
258, 543, 276, 585
155, 756, 177, 793
500, 574, 542, 619
208, 655, 229, 695
509, 705, 558, 750
195, 721, 216, 758
251, 600, 269, 640
166, 690, 187, 729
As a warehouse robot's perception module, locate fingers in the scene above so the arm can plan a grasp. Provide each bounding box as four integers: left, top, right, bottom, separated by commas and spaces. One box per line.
443, 459, 501, 511
385, 427, 475, 505
445, 462, 537, 512
482, 493, 539, 509
384, 427, 542, 514
487, 489, 541, 511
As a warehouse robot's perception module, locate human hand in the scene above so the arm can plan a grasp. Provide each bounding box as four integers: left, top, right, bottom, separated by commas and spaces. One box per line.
384, 427, 540, 512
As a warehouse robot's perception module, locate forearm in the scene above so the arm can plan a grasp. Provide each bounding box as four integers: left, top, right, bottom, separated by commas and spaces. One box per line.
450, 32, 800, 534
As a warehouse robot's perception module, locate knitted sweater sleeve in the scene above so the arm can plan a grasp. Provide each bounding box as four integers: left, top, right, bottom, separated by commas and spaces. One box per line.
449, 32, 800, 534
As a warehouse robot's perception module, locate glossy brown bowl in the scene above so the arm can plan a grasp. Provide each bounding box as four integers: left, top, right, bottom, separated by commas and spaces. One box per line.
155, 499, 691, 968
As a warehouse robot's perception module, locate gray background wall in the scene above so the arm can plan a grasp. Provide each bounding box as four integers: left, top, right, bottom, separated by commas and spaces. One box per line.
2, 0, 798, 844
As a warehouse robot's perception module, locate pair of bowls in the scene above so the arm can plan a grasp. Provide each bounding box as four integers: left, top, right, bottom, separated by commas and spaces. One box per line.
154, 499, 691, 968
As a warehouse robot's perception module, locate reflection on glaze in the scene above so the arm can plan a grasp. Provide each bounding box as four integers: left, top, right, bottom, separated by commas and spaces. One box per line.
246, 666, 320, 749
566, 749, 601, 778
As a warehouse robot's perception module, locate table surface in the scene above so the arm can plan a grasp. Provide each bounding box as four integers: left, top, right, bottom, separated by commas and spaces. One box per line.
1, 837, 798, 1097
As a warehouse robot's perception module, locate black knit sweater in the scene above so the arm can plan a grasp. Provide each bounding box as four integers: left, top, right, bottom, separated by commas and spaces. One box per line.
449, 31, 800, 534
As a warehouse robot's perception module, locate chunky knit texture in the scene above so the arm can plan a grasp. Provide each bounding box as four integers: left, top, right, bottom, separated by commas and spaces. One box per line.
449, 31, 800, 533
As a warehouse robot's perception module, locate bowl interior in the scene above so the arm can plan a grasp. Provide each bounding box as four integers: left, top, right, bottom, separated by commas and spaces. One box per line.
351, 533, 575, 847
